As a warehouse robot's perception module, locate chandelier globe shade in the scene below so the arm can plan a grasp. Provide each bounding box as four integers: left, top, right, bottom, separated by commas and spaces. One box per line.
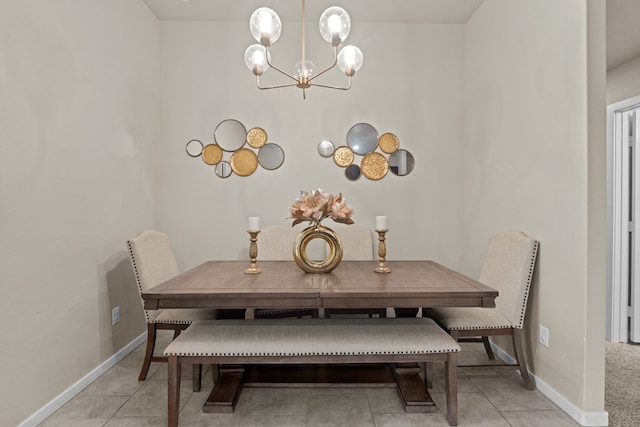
249, 7, 282, 47
294, 60, 316, 83
319, 7, 351, 46
337, 45, 363, 76
244, 44, 270, 76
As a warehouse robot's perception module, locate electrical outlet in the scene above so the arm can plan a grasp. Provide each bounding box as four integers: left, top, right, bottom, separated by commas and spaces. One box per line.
539, 325, 549, 347
112, 306, 120, 325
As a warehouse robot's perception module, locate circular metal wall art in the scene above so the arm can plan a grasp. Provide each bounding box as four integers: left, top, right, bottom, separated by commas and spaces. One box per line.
215, 161, 232, 178
247, 127, 268, 148
389, 149, 416, 176
187, 120, 284, 179
345, 164, 361, 181
318, 139, 335, 158
293, 223, 343, 273
333, 146, 354, 167
347, 123, 379, 155
361, 152, 389, 180
186, 139, 204, 157
201, 144, 223, 165
230, 148, 259, 176
214, 119, 247, 151
258, 143, 285, 170
378, 132, 400, 154
318, 123, 415, 181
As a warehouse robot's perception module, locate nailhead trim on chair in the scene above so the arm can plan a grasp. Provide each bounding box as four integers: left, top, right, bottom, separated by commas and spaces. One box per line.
515, 232, 539, 329
127, 234, 153, 323
151, 320, 193, 324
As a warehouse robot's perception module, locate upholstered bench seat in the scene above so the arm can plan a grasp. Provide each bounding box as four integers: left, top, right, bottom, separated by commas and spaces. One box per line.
165, 317, 460, 426
425, 307, 513, 330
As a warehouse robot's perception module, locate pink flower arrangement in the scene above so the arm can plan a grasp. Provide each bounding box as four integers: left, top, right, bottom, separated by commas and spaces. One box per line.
290, 189, 354, 227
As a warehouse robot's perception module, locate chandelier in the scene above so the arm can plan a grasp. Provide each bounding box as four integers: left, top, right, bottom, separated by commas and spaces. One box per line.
244, 0, 364, 99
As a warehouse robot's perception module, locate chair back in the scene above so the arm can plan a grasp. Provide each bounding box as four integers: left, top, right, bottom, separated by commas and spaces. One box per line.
331, 224, 375, 260
479, 231, 538, 329
127, 230, 179, 322
258, 226, 299, 260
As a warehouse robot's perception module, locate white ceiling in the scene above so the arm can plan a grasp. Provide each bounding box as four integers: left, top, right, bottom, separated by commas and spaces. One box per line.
142, 0, 640, 71
141, 0, 484, 24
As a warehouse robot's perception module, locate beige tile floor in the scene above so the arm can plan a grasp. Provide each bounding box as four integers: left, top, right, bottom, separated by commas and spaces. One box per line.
39, 331, 579, 427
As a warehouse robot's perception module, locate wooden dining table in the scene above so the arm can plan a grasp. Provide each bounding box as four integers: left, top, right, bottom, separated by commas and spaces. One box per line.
142, 260, 498, 413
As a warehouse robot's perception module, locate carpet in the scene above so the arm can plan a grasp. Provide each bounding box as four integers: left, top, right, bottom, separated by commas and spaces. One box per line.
605, 341, 640, 426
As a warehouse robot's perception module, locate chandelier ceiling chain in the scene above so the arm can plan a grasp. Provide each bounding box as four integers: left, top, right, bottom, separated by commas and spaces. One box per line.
244, 0, 364, 99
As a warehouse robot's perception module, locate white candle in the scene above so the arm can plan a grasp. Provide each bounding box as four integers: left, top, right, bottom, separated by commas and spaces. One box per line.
376, 216, 387, 230
248, 216, 260, 231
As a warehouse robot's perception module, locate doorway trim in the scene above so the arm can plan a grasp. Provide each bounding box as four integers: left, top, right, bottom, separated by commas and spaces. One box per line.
607, 94, 640, 342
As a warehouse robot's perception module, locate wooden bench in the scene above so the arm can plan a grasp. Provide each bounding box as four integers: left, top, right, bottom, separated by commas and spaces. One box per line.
164, 317, 461, 426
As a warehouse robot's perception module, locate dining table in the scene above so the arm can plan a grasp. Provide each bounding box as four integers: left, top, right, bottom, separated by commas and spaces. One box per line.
142, 260, 498, 413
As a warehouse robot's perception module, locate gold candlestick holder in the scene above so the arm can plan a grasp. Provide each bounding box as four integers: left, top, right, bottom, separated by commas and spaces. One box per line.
244, 230, 262, 274
374, 229, 391, 274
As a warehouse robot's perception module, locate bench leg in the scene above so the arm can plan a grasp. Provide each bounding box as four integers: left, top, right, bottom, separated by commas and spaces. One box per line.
168, 356, 181, 427
444, 353, 458, 426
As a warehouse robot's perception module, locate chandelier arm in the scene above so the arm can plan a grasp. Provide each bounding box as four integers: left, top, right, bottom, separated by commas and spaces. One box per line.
256, 80, 301, 90
307, 46, 339, 83
265, 50, 300, 82
308, 76, 352, 91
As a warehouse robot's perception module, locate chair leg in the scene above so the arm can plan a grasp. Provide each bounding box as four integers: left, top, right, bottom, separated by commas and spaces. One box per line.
139, 323, 157, 381
512, 328, 534, 390
481, 336, 495, 360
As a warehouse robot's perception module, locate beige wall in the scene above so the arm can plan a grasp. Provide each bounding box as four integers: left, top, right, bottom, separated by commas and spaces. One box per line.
2, 0, 609, 425
156, 21, 467, 271
607, 55, 640, 104
0, 1, 159, 425
462, 0, 606, 421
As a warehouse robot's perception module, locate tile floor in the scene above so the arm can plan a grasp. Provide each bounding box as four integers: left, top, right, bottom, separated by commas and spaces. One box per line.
39, 331, 579, 426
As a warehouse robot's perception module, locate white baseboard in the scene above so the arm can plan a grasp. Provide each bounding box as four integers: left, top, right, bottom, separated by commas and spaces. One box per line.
17, 333, 146, 427
490, 343, 609, 427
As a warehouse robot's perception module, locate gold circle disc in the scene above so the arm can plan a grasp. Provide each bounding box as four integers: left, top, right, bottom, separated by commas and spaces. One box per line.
247, 127, 268, 148
361, 152, 389, 180
201, 144, 223, 165
230, 148, 259, 176
378, 133, 400, 154
333, 146, 354, 167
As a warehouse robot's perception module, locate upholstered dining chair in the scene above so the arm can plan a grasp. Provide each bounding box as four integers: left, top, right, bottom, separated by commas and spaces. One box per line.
424, 230, 539, 390
127, 230, 221, 381
257, 225, 299, 261
253, 225, 316, 319
325, 224, 386, 318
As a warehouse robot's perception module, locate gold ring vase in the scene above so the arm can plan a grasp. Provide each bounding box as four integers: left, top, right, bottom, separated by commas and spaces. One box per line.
293, 222, 343, 273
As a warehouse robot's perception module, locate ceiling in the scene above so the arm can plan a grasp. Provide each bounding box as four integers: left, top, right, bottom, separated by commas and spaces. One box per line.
141, 0, 484, 24
142, 0, 640, 71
